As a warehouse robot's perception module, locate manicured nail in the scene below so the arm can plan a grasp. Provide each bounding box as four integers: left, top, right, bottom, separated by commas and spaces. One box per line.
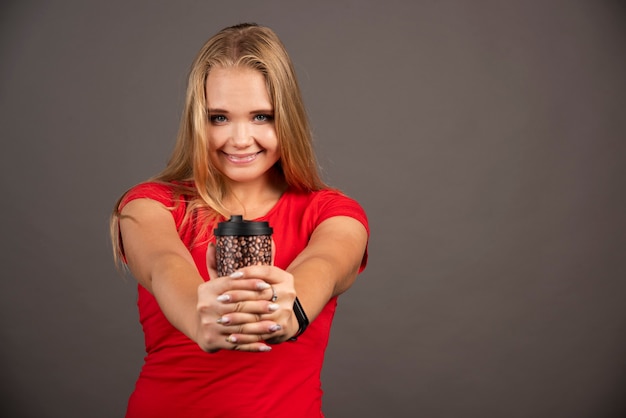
229, 271, 244, 278
226, 335, 237, 343
217, 294, 231, 302
268, 303, 279, 312
259, 345, 272, 352
217, 316, 230, 325
269, 324, 282, 332
257, 282, 270, 290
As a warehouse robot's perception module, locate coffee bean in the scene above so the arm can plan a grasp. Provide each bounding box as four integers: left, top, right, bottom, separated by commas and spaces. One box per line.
215, 234, 272, 277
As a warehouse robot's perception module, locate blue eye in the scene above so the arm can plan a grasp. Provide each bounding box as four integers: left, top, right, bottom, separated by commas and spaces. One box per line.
254, 114, 274, 122
210, 115, 227, 124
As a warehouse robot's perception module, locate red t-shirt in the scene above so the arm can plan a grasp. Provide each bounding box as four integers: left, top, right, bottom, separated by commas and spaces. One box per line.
119, 182, 369, 418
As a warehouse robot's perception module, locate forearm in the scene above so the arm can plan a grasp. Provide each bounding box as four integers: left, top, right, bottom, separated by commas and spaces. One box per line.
119, 199, 205, 342
142, 253, 205, 342
284, 216, 367, 326
287, 253, 360, 325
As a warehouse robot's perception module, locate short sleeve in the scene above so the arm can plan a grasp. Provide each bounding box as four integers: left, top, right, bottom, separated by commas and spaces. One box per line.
311, 189, 370, 272
118, 182, 187, 228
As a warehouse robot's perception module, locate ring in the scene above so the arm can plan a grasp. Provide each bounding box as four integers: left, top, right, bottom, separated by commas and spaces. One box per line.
270, 285, 278, 302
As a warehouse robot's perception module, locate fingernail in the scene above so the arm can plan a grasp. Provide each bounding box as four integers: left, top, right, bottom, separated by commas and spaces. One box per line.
217, 316, 230, 325
226, 335, 237, 343
229, 271, 244, 278
216, 294, 231, 302
259, 345, 272, 352
257, 282, 270, 290
268, 303, 279, 312
269, 324, 282, 332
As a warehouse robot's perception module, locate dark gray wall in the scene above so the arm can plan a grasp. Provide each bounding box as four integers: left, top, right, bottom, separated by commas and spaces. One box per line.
1, 1, 625, 417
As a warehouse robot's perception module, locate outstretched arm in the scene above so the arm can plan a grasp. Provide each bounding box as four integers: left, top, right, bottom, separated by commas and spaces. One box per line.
287, 215, 368, 324
119, 198, 280, 352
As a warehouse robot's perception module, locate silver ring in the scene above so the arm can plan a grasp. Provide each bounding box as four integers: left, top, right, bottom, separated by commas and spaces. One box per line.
270, 286, 278, 302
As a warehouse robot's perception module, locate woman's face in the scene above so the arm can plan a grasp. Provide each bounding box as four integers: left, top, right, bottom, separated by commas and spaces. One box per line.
205, 66, 280, 187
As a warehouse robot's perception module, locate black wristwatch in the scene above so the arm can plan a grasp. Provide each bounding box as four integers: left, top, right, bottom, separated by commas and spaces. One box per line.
288, 297, 309, 341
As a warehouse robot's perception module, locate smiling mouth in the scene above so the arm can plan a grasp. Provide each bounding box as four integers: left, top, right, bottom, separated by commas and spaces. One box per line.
224, 151, 262, 163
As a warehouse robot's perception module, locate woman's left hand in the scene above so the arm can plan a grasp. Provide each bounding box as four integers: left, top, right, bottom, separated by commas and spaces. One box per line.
205, 244, 298, 347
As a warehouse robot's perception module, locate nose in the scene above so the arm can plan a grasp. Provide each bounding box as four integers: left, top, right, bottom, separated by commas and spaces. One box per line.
231, 122, 253, 148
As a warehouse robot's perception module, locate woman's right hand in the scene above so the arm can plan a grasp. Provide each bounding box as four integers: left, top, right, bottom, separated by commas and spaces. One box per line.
195, 244, 283, 352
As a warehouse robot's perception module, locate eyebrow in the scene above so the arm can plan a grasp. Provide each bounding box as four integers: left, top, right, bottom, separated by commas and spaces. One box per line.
207, 108, 274, 114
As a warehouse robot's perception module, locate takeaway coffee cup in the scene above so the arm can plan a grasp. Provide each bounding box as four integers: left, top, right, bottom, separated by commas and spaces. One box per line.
214, 215, 273, 277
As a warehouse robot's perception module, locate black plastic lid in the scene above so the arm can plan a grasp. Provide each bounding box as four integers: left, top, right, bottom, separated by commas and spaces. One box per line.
214, 215, 273, 236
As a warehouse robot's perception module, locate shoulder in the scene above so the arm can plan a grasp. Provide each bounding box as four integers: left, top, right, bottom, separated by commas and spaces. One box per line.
120, 181, 193, 207
311, 188, 365, 210
282, 187, 360, 205
281, 188, 369, 234
118, 181, 195, 221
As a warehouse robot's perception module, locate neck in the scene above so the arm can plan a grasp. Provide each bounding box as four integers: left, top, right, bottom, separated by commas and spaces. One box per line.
223, 171, 287, 219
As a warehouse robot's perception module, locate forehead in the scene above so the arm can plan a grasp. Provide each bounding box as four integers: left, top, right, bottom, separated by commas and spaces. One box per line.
205, 66, 271, 108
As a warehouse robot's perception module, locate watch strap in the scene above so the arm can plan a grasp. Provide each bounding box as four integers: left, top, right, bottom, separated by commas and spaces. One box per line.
288, 296, 309, 341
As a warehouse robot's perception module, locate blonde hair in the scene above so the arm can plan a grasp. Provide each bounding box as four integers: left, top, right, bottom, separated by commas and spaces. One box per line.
111, 23, 326, 264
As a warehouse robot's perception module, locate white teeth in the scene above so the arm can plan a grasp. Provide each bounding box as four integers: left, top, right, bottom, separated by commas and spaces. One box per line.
226, 152, 259, 163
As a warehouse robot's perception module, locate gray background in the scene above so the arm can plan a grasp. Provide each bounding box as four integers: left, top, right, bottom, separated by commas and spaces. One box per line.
1, 1, 625, 417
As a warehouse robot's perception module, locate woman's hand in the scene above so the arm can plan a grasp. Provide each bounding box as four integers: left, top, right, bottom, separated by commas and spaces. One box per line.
196, 245, 297, 352
194, 271, 281, 352
215, 265, 299, 345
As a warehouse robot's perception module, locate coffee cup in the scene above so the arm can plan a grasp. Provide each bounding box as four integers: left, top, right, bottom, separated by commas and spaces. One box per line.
214, 215, 273, 277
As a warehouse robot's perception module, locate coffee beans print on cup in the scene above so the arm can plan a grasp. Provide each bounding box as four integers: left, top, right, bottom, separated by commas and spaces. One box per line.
215, 235, 272, 277
214, 215, 273, 277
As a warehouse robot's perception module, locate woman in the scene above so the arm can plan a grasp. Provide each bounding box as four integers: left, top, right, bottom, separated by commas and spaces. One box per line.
111, 23, 369, 417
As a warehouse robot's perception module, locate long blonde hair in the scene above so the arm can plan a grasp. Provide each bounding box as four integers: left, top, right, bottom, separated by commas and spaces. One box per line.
111, 23, 326, 264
